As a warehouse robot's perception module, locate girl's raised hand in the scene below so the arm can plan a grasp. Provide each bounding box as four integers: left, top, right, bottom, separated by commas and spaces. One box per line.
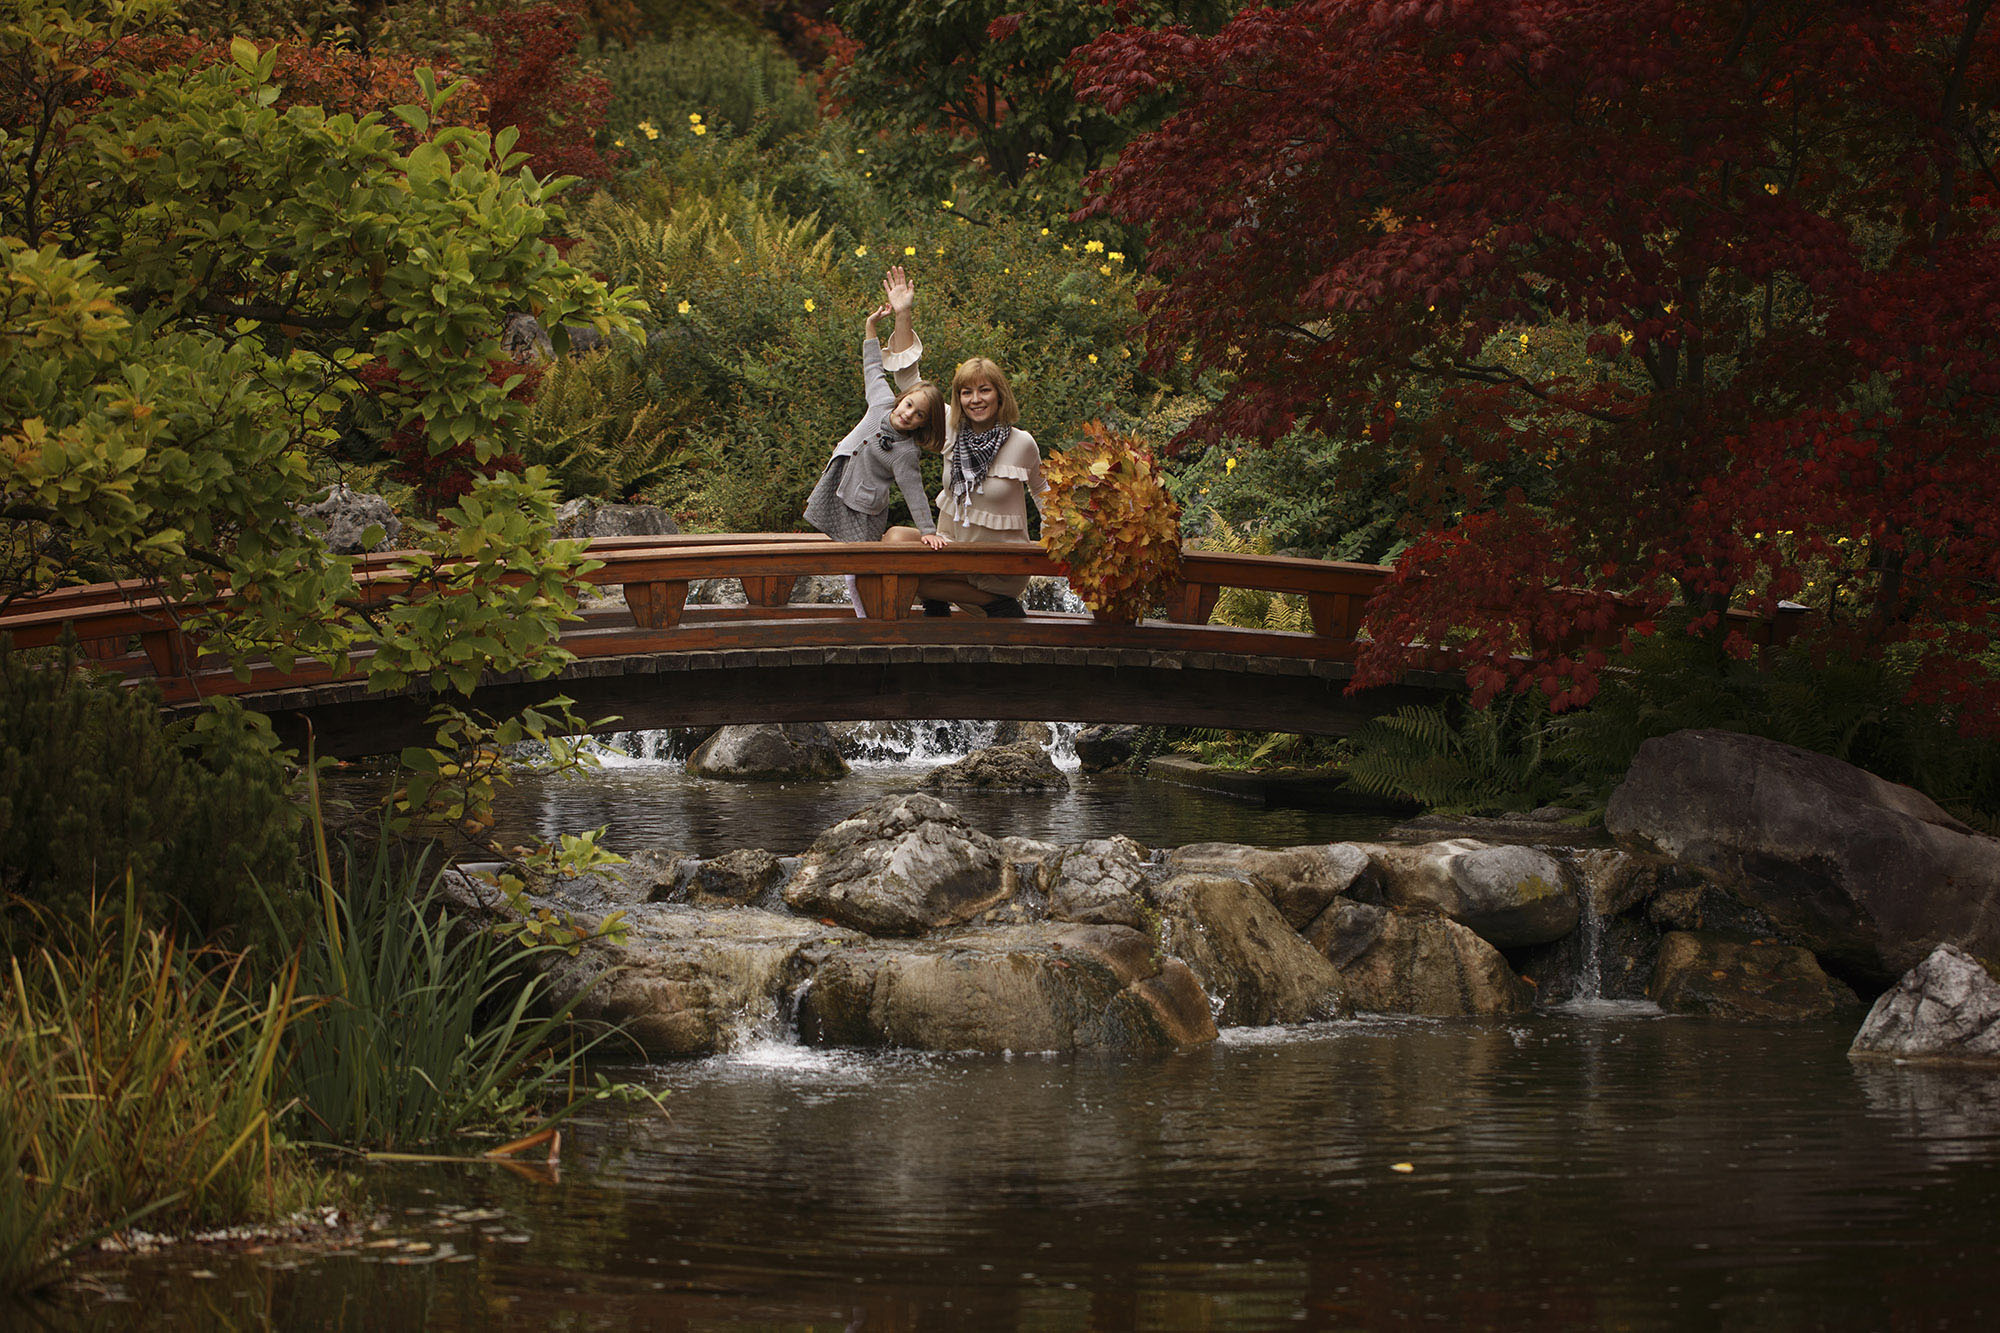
882, 265, 915, 314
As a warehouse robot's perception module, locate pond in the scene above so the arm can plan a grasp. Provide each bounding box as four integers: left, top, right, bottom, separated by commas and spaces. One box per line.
43, 728, 2000, 1329
53, 1019, 2000, 1330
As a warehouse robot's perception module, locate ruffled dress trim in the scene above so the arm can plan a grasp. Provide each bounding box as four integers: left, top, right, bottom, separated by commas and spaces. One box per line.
880, 337, 924, 375
937, 492, 1028, 532
986, 463, 1035, 482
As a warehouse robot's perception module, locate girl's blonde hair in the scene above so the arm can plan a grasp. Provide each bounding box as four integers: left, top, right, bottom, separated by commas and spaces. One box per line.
897, 382, 949, 453
950, 356, 1019, 427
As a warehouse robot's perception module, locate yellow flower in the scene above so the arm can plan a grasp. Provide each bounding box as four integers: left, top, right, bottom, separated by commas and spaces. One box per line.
613, 137, 625, 147
1062, 243, 1072, 251
934, 246, 945, 255
1084, 240, 1104, 253
855, 245, 868, 257
857, 147, 866, 154
638, 120, 660, 140
1089, 298, 1098, 305
690, 113, 703, 123
1119, 347, 1130, 358
1394, 400, 1402, 408
1109, 251, 1125, 262
1099, 265, 1111, 276
1519, 332, 1530, 349
804, 298, 816, 312
1088, 353, 1099, 363
941, 199, 954, 209
692, 123, 708, 136
904, 245, 916, 256
1040, 227, 1050, 236
1225, 456, 1237, 473
677, 299, 691, 315
1765, 182, 1779, 194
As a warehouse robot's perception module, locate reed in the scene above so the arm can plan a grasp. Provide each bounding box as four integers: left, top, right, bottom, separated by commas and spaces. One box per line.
0, 885, 324, 1295
277, 779, 618, 1152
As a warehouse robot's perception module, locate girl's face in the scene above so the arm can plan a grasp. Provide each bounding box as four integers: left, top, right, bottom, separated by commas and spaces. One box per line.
890, 390, 932, 433
958, 378, 1000, 426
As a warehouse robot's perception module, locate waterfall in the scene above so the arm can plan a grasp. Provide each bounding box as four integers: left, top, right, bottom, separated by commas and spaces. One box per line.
583, 719, 1082, 768
1551, 850, 1663, 1018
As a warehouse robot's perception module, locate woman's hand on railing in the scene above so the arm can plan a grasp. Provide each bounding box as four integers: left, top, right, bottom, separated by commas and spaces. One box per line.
920, 531, 948, 551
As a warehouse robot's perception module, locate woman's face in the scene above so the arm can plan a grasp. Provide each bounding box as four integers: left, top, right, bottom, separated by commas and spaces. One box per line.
958, 378, 1000, 427
890, 390, 931, 432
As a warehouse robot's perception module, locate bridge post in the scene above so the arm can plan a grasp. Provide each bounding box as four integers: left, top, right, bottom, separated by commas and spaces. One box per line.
1307, 592, 1360, 644
855, 574, 915, 620
1166, 580, 1220, 625
623, 580, 689, 629
741, 576, 799, 608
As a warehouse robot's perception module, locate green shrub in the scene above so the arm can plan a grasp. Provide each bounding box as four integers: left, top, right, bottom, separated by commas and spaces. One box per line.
0, 641, 301, 949
600, 30, 817, 148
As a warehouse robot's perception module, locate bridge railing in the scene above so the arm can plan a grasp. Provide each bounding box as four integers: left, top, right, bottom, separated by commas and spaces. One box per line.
0, 533, 1806, 698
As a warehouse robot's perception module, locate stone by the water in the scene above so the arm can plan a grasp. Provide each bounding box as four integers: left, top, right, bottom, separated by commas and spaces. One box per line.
1851, 943, 2000, 1061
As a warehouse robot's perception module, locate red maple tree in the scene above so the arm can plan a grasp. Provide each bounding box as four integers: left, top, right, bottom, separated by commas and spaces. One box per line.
1076, 0, 2000, 728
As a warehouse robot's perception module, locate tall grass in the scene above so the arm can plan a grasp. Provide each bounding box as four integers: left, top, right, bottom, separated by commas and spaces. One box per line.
277, 786, 621, 1151
1, 885, 326, 1296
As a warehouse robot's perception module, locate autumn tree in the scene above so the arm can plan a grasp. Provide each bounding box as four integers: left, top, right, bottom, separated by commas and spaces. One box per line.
1076, 0, 2000, 728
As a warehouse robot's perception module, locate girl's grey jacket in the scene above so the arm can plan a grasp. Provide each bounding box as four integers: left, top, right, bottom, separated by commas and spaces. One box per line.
823, 338, 935, 533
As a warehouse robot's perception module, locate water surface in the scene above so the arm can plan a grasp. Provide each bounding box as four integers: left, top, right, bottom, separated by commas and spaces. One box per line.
57, 1018, 2000, 1330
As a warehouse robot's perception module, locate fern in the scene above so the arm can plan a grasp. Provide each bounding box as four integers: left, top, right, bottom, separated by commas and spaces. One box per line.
515, 351, 692, 498
1192, 513, 1312, 633
1344, 695, 1563, 814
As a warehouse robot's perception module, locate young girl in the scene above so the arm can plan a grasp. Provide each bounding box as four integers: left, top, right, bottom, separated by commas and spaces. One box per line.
802, 291, 950, 616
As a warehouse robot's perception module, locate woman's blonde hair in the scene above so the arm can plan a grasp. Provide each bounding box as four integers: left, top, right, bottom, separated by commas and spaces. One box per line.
896, 382, 949, 453
950, 356, 1019, 427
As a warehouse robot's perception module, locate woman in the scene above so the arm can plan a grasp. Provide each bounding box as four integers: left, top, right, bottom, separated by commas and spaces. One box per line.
801, 289, 949, 615
878, 267, 1046, 617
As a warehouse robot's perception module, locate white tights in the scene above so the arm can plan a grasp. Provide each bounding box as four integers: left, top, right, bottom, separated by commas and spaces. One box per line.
845, 574, 865, 617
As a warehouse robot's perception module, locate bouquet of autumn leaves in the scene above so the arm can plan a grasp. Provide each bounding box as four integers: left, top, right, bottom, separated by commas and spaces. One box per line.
1038, 424, 1183, 624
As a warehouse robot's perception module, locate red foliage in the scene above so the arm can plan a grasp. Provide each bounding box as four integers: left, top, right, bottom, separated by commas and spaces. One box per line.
474, 0, 613, 185
1076, 0, 2000, 731
361, 359, 538, 513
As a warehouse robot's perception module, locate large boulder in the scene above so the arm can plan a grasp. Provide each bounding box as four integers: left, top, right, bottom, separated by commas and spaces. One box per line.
687, 723, 849, 782
1605, 729, 2000, 988
794, 922, 1217, 1054
687, 848, 785, 907
553, 497, 680, 540
1369, 840, 1579, 947
921, 741, 1070, 792
440, 872, 849, 1057
1073, 724, 1143, 772
1305, 901, 1534, 1016
1649, 930, 1861, 1020
1164, 842, 1380, 931
782, 793, 1006, 936
1147, 874, 1351, 1025
992, 720, 1055, 748
1850, 944, 2000, 1062
1040, 837, 1150, 929
296, 484, 400, 554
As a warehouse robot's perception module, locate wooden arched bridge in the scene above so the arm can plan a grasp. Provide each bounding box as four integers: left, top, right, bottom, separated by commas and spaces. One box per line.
0, 535, 1803, 757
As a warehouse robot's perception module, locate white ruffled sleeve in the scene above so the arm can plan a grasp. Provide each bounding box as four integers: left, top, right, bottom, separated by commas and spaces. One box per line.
883, 335, 924, 391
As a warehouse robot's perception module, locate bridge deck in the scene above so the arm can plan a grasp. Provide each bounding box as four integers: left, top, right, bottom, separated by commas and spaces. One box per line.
0, 535, 1804, 755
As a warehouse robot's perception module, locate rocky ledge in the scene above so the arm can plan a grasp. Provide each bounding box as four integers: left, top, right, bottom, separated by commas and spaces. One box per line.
438, 729, 1998, 1059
